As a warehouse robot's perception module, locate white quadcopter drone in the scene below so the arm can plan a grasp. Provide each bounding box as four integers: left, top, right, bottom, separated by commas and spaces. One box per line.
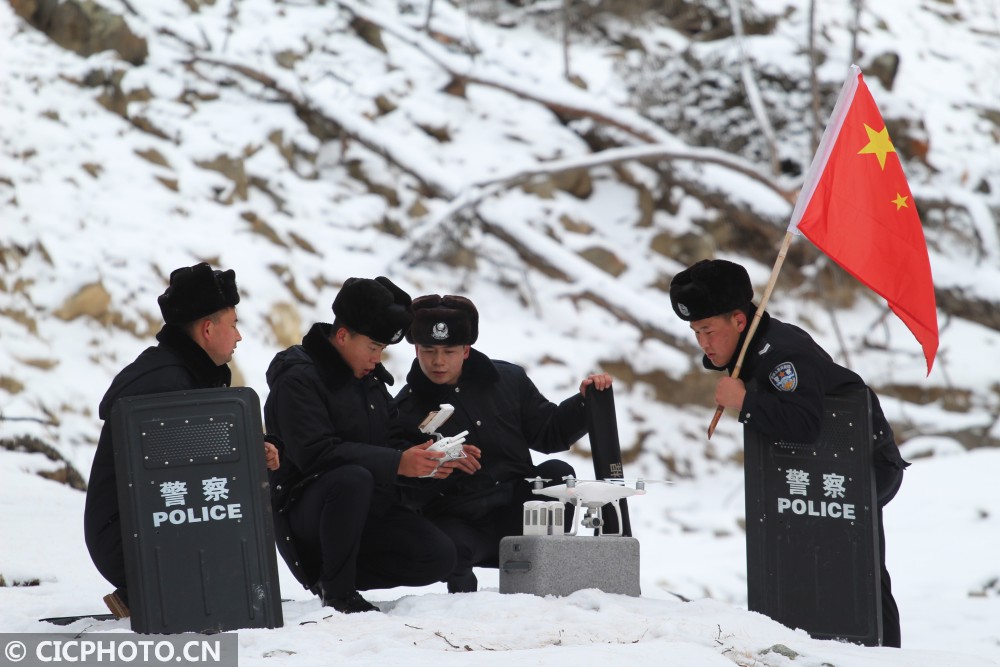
527, 475, 666, 537
418, 404, 467, 477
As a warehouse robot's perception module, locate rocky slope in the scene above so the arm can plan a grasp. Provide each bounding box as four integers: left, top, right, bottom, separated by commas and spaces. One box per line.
2, 0, 999, 484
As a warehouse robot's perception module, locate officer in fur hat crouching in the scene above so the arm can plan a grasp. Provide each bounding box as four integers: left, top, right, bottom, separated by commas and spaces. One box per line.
668, 258, 908, 647
393, 294, 613, 593
263, 278, 478, 613
84, 263, 280, 619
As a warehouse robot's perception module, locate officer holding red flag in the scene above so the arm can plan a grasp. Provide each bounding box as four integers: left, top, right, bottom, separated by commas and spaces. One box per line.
669, 258, 908, 647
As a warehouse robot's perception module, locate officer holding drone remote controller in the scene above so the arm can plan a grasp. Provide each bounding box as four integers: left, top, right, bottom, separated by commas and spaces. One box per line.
263, 277, 481, 614
394, 294, 612, 593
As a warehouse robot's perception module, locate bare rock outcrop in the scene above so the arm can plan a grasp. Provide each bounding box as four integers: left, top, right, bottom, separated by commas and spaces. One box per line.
10, 0, 148, 65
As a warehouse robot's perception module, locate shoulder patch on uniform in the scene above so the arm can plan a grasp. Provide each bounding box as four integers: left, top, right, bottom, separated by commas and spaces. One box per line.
769, 361, 798, 392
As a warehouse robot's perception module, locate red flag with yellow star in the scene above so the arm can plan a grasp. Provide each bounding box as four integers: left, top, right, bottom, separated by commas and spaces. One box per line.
788, 66, 938, 374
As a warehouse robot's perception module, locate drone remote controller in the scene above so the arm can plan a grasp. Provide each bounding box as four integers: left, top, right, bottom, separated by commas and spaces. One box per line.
421, 430, 469, 477
419, 404, 455, 435
427, 430, 469, 460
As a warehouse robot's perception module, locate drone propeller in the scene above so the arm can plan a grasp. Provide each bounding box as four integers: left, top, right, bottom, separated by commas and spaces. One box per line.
603, 477, 672, 491
524, 476, 552, 490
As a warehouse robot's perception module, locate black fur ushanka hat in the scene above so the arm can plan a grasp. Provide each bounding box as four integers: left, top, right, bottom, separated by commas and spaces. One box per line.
407, 294, 479, 346
332, 276, 413, 345
668, 259, 754, 321
158, 263, 240, 325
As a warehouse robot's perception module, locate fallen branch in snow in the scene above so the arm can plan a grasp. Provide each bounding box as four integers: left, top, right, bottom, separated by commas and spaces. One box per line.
433, 631, 470, 650
571, 290, 694, 351
333, 0, 673, 145
187, 56, 450, 199
189, 55, 774, 352
403, 143, 792, 264
469, 144, 792, 203
0, 414, 58, 426
476, 218, 571, 282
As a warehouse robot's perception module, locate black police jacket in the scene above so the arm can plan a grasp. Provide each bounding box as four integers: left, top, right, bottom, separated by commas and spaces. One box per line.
264, 322, 411, 588
263, 322, 405, 513
84, 326, 232, 549
715, 311, 908, 476
393, 347, 587, 514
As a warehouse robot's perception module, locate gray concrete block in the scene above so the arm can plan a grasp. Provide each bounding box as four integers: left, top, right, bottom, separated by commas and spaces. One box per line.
498, 535, 640, 597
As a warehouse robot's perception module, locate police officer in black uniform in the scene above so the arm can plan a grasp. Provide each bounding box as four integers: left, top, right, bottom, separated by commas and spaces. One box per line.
393, 294, 612, 593
263, 277, 473, 613
84, 263, 279, 618
668, 258, 907, 647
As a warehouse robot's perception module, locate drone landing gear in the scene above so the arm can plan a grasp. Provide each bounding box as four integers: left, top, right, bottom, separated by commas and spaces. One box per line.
566, 499, 625, 537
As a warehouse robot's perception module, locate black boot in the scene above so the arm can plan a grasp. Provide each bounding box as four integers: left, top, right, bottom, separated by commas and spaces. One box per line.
446, 570, 478, 594
322, 591, 380, 614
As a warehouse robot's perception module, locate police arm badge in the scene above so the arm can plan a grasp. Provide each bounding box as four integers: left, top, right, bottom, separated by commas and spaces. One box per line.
769, 361, 798, 392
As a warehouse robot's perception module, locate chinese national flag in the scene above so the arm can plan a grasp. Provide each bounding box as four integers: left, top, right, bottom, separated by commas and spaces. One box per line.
789, 66, 938, 374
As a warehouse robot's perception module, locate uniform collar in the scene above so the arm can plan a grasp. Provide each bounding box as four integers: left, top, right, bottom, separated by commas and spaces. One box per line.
302, 322, 394, 387
702, 310, 772, 377
155, 324, 231, 387
405, 346, 499, 397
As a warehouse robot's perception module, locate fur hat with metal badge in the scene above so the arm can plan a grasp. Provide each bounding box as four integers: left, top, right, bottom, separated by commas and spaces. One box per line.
668, 259, 754, 322
332, 276, 413, 345
158, 262, 240, 325
407, 294, 479, 346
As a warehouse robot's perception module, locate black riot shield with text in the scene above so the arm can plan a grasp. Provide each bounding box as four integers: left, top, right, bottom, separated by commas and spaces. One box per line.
111, 387, 283, 634
585, 386, 631, 537
744, 388, 881, 646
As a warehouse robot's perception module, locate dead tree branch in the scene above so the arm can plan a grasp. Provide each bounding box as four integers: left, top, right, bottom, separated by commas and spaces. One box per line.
849, 0, 863, 65
334, 0, 671, 144
405, 143, 792, 254
808, 0, 821, 153
187, 56, 451, 199
729, 0, 781, 177
334, 0, 791, 203
476, 144, 792, 201
190, 37, 787, 353
561, 0, 571, 82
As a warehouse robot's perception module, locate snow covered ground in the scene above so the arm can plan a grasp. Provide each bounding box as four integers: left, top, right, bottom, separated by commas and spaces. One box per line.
2, 0, 999, 664
2, 443, 999, 666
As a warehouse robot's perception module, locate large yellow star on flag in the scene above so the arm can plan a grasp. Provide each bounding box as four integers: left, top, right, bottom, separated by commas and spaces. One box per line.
858, 123, 897, 170
892, 193, 909, 210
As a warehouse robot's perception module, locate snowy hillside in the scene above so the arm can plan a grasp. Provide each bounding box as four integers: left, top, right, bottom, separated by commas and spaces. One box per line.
2, 0, 1000, 663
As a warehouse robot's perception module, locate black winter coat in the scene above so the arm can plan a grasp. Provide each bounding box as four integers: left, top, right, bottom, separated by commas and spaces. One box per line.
716, 311, 908, 477
393, 348, 587, 513
263, 323, 405, 513
84, 326, 232, 548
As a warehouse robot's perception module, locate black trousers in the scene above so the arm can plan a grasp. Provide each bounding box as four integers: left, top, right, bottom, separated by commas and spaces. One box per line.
877, 464, 904, 648
85, 516, 128, 603
287, 466, 456, 598
432, 459, 575, 586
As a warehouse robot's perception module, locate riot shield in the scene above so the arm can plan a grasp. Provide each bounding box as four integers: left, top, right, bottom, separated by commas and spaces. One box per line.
111, 387, 283, 633
744, 388, 881, 646
585, 386, 631, 537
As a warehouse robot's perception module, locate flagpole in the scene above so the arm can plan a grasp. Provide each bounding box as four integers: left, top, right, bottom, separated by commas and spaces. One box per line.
706, 65, 865, 439
707, 230, 795, 439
